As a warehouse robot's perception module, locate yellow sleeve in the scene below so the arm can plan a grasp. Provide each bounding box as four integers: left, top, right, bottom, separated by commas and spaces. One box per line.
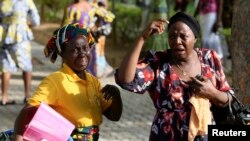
90, 74, 112, 112
0, 0, 13, 15
28, 76, 59, 106
92, 3, 115, 23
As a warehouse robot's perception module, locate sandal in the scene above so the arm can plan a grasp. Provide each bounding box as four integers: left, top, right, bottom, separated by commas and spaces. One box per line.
0, 100, 16, 106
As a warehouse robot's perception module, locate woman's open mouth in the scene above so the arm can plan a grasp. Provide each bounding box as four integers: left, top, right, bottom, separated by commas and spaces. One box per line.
173, 47, 186, 55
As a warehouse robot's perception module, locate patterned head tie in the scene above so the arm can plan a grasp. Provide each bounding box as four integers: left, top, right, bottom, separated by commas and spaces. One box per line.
44, 23, 95, 63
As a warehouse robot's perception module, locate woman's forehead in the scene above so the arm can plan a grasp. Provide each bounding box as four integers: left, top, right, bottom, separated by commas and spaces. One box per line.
64, 36, 88, 49
169, 21, 192, 32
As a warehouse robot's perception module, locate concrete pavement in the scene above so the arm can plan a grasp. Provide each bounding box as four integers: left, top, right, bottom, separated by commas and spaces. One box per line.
0, 41, 155, 141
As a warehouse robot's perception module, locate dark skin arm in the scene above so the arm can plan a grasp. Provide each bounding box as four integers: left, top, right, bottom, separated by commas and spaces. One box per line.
117, 19, 168, 83
12, 105, 38, 141
102, 84, 123, 121
12, 86, 122, 140
186, 75, 232, 108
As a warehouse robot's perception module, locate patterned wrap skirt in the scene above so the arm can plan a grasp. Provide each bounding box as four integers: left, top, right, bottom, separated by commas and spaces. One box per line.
0, 40, 32, 73
0, 126, 99, 141
70, 126, 99, 141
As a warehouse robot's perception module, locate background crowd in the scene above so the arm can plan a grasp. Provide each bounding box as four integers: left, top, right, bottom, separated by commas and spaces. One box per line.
0, 0, 239, 141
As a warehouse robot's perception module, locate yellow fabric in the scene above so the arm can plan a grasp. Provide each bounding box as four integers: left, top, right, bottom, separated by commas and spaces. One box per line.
0, 25, 4, 42
92, 3, 115, 23
0, 0, 13, 14
62, 3, 115, 27
28, 63, 111, 127
63, 7, 96, 28
188, 95, 212, 141
0, 0, 40, 44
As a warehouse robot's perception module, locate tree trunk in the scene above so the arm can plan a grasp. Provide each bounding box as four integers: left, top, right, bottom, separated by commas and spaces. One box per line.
231, 0, 250, 105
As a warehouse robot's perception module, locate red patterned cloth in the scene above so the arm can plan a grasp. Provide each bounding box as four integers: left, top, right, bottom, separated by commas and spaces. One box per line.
115, 48, 232, 141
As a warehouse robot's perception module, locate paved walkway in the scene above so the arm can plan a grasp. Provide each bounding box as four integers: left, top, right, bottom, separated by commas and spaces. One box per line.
0, 41, 155, 141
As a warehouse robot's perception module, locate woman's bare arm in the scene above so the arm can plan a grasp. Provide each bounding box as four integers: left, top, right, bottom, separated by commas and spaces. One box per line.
117, 19, 168, 83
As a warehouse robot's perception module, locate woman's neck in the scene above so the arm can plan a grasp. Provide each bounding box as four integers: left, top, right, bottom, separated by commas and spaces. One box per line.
172, 50, 201, 80
173, 50, 198, 64
76, 71, 86, 80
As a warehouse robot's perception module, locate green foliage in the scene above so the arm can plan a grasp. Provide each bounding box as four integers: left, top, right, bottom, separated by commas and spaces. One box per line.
223, 28, 232, 37
34, 0, 143, 47
34, 0, 69, 22
112, 3, 142, 44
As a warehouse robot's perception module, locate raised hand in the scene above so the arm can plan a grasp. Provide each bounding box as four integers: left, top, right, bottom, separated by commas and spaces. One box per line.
101, 84, 120, 100
141, 19, 169, 40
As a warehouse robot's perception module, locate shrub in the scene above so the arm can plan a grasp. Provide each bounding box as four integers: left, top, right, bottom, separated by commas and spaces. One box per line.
110, 3, 142, 47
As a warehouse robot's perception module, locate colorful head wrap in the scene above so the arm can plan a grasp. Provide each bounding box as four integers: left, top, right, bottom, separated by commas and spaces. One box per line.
167, 12, 200, 38
44, 23, 95, 63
